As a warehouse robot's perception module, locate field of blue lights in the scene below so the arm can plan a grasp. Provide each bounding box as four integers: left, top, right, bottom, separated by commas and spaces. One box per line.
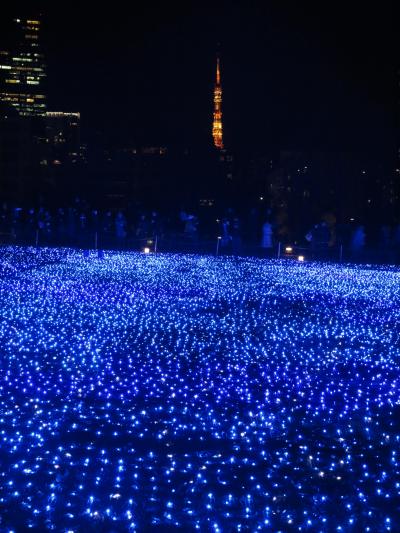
0, 246, 399, 532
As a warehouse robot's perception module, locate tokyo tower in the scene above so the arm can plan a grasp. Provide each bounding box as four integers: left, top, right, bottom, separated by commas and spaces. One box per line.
212, 57, 224, 149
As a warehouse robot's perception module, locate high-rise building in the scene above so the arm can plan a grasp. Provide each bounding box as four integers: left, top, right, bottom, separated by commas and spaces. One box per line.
212, 57, 223, 149
0, 17, 46, 116
44, 112, 81, 164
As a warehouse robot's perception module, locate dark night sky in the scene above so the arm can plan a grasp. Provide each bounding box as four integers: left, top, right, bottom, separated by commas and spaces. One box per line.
2, 1, 398, 155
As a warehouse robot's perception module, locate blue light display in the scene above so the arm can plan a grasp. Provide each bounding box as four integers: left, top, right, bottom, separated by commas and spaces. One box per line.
0, 246, 399, 531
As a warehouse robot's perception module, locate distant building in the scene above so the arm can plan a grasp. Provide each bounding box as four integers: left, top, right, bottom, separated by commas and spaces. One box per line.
0, 16, 87, 203
0, 102, 43, 201
44, 112, 81, 164
248, 150, 399, 238
0, 17, 46, 116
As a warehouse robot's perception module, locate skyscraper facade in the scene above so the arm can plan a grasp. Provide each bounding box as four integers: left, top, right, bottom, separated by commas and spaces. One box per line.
212, 57, 223, 149
0, 17, 46, 116
44, 112, 81, 164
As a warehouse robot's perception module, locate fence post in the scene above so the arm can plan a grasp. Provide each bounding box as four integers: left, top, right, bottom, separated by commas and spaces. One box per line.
155, 235, 158, 254
339, 244, 343, 262
216, 236, 221, 256
95, 232, 98, 251
277, 242, 281, 259
35, 229, 39, 247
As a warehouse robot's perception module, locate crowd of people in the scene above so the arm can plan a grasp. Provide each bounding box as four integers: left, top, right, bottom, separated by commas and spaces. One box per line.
1, 201, 400, 260
0, 202, 164, 248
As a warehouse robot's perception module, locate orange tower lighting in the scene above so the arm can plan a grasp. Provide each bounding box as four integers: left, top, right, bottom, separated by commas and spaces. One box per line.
212, 57, 224, 149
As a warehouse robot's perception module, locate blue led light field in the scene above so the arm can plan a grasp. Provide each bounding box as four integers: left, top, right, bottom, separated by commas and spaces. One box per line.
0, 247, 399, 531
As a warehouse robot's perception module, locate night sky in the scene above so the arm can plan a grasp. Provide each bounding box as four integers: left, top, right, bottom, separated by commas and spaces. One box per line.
2, 1, 398, 155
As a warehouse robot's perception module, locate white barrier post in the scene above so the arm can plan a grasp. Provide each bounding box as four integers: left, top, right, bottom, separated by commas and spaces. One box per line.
216, 237, 221, 256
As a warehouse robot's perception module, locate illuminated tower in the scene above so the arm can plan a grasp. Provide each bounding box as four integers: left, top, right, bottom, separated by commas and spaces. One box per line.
0, 17, 46, 116
212, 57, 223, 149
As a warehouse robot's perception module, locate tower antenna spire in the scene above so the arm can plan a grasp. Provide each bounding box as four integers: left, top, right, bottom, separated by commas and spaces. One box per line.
212, 51, 223, 149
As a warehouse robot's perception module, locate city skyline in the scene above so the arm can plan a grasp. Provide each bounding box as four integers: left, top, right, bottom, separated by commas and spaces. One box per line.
1, 1, 397, 155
